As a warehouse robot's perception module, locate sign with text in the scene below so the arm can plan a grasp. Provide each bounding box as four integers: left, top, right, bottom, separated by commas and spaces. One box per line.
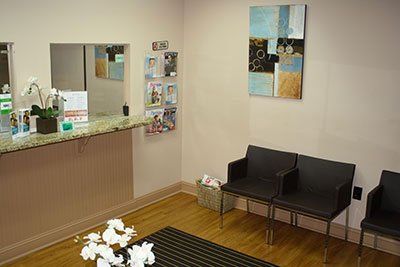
63, 91, 88, 122
152, 40, 169, 51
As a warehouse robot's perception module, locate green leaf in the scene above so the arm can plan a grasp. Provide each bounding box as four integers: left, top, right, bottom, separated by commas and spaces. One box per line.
52, 110, 60, 116
31, 105, 47, 119
46, 107, 53, 118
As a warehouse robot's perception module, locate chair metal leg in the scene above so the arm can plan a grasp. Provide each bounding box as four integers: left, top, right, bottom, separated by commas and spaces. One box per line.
266, 203, 271, 244
358, 229, 364, 267
290, 212, 293, 225
246, 199, 250, 213
323, 220, 331, 264
374, 234, 378, 249
295, 212, 298, 226
219, 192, 224, 229
270, 205, 276, 245
345, 207, 349, 242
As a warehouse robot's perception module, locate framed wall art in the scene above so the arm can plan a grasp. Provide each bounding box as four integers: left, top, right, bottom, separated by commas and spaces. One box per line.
248, 5, 306, 99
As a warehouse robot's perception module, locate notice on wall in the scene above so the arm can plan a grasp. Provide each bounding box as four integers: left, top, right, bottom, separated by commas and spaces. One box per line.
63, 91, 88, 122
0, 94, 12, 114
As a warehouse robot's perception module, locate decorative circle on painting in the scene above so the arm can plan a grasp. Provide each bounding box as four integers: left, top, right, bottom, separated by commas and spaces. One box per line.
253, 59, 261, 67
249, 62, 255, 72
256, 49, 265, 59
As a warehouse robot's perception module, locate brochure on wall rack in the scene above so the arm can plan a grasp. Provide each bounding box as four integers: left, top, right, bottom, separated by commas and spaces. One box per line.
162, 107, 176, 132
145, 56, 158, 78
164, 52, 178, 76
145, 82, 163, 107
145, 109, 164, 135
165, 83, 177, 105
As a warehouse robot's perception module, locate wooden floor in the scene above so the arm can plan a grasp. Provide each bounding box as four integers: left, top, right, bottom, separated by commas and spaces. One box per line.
5, 192, 400, 267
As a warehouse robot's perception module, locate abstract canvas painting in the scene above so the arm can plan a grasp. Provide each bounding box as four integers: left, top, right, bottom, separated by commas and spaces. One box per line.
248, 5, 306, 99
95, 45, 124, 80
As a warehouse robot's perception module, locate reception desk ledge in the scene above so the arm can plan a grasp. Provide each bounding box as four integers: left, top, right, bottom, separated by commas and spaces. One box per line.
0, 115, 152, 154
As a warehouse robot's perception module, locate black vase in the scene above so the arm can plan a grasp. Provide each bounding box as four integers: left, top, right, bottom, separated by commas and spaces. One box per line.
36, 117, 58, 134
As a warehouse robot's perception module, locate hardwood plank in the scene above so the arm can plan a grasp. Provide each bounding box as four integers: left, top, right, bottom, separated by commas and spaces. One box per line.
5, 193, 400, 267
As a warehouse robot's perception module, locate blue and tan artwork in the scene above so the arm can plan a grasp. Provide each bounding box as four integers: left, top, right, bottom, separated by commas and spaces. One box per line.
95, 45, 124, 80
248, 5, 306, 99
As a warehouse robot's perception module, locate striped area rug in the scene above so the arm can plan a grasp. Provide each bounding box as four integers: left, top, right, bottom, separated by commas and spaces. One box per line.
115, 226, 278, 267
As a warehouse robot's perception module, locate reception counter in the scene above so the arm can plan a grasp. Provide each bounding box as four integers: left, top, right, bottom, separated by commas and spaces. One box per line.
0, 114, 152, 154
0, 115, 152, 263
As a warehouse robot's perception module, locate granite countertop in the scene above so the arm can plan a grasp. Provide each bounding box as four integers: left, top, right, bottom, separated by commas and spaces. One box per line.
0, 115, 153, 154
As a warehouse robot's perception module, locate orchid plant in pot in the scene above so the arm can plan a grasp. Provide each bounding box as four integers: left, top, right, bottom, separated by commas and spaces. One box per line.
21, 77, 65, 134
75, 218, 155, 267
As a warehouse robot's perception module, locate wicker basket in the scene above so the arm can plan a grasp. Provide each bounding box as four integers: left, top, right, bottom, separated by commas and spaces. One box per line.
196, 179, 234, 213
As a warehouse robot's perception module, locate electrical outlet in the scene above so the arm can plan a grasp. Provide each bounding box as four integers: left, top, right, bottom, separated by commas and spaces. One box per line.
353, 186, 363, 200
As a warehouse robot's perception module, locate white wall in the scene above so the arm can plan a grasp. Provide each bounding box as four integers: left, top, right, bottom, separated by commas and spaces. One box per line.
0, 0, 184, 198
182, 0, 400, 229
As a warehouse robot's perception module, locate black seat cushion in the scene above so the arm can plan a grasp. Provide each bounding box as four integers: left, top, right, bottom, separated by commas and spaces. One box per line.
361, 210, 400, 237
221, 177, 277, 203
273, 191, 337, 219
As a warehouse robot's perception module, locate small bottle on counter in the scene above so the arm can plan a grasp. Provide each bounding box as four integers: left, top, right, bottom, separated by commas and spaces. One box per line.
123, 102, 129, 116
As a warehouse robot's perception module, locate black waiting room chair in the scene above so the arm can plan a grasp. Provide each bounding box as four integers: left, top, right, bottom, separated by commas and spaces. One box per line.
219, 145, 297, 244
271, 154, 356, 264
358, 170, 400, 267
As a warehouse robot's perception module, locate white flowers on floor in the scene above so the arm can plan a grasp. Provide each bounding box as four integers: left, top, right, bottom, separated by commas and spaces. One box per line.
75, 218, 155, 267
127, 242, 155, 267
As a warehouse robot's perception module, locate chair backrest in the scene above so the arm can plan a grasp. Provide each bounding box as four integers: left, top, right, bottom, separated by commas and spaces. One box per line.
379, 170, 400, 213
297, 155, 355, 196
246, 145, 297, 180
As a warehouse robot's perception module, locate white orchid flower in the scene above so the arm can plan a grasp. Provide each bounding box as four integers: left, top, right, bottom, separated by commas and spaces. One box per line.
83, 232, 102, 243
111, 255, 125, 267
80, 242, 98, 261
1, 84, 10, 93
118, 234, 132, 247
127, 259, 145, 267
94, 244, 110, 254
21, 86, 36, 96
102, 228, 120, 245
141, 242, 155, 265
28, 76, 38, 84
97, 257, 111, 267
98, 246, 115, 263
127, 245, 147, 267
21, 87, 28, 96
107, 219, 125, 231
124, 226, 137, 236
58, 89, 66, 100
49, 88, 58, 96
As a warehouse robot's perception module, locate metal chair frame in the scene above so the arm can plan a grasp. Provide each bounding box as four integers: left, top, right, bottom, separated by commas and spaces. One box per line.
270, 204, 350, 264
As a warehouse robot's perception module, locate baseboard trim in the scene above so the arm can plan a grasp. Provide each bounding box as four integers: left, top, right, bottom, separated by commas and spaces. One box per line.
0, 182, 182, 265
181, 181, 197, 195
181, 181, 400, 257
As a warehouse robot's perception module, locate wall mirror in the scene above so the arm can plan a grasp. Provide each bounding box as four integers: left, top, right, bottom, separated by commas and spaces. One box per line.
50, 43, 127, 115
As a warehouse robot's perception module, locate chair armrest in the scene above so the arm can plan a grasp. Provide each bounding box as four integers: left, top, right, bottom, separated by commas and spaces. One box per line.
278, 168, 299, 196
227, 157, 248, 183
334, 180, 353, 212
366, 184, 383, 218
